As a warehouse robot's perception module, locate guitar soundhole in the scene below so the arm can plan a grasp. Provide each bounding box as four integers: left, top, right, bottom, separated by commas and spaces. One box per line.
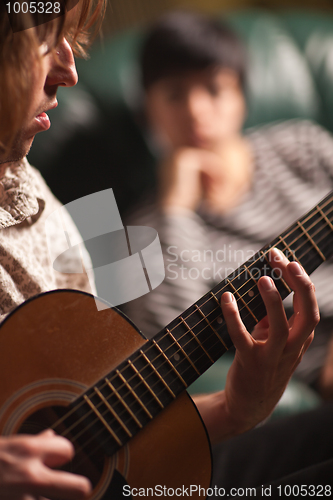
18, 405, 106, 489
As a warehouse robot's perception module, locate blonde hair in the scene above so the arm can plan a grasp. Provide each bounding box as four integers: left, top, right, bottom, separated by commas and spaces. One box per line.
0, 0, 106, 153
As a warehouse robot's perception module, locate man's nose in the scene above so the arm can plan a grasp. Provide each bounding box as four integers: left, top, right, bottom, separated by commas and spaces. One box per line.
47, 38, 78, 88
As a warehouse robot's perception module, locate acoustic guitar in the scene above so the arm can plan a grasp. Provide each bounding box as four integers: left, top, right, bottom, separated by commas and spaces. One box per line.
1, 191, 333, 499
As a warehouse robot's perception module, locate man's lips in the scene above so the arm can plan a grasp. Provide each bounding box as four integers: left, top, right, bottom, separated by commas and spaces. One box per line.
34, 102, 57, 132
35, 112, 51, 131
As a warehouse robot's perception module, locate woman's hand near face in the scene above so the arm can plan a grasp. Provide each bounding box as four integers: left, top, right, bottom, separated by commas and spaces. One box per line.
158, 147, 217, 212
158, 138, 253, 215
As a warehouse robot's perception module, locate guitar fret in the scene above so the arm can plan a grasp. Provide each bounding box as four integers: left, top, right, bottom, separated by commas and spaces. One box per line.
194, 305, 228, 350
277, 236, 302, 265
130, 357, 164, 409
243, 264, 259, 290
179, 316, 214, 364
93, 386, 132, 438
139, 350, 176, 399
317, 205, 333, 232
166, 328, 200, 375
241, 265, 263, 308
116, 369, 153, 419
210, 291, 221, 307
260, 250, 291, 293
226, 279, 258, 323
315, 196, 333, 222
83, 394, 122, 446
104, 377, 143, 429
291, 205, 332, 274
297, 221, 326, 262
152, 339, 187, 388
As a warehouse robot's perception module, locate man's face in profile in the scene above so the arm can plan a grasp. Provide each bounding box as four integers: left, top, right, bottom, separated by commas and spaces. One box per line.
0, 34, 77, 165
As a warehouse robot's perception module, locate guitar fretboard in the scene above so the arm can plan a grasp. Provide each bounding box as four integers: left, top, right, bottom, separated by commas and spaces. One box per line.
55, 191, 333, 459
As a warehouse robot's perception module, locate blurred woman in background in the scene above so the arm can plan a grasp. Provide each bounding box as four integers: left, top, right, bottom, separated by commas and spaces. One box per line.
124, 10, 333, 399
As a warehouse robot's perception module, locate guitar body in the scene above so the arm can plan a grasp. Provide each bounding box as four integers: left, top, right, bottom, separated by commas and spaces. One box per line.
0, 290, 211, 499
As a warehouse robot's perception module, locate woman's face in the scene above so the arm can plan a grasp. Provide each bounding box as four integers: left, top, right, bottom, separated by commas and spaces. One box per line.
146, 67, 246, 152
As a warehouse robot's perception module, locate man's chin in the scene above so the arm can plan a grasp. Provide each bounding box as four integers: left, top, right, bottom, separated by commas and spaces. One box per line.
0, 137, 34, 164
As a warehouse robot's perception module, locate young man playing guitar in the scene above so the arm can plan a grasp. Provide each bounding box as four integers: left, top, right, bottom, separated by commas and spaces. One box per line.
0, 3, 325, 499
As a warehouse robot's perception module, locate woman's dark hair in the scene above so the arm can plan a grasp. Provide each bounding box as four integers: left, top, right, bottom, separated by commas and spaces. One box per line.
140, 10, 247, 90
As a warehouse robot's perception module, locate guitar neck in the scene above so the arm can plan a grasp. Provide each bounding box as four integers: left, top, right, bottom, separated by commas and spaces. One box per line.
151, 190, 333, 380
66, 190, 333, 458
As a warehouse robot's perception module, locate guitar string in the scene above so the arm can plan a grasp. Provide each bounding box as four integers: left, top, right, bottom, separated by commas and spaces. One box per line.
52, 202, 333, 454
60, 209, 333, 470
51, 199, 333, 446
50, 199, 333, 459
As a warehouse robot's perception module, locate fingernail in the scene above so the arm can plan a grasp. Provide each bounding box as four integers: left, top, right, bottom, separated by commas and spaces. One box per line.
259, 276, 274, 291
270, 247, 284, 262
222, 292, 234, 303
289, 262, 304, 276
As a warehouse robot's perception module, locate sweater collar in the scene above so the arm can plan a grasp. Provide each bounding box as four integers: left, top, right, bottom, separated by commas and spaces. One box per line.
0, 157, 45, 229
